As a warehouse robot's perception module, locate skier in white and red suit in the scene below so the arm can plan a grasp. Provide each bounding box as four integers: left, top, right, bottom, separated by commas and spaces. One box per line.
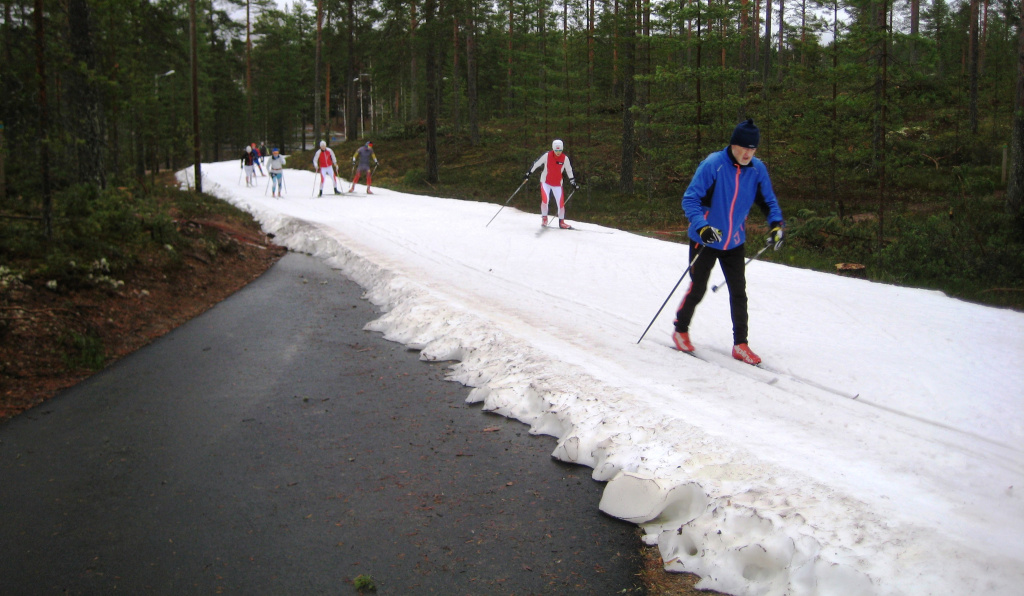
311, 140, 340, 197
525, 139, 578, 229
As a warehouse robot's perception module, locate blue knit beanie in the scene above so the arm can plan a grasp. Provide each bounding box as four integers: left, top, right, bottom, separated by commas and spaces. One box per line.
730, 118, 760, 149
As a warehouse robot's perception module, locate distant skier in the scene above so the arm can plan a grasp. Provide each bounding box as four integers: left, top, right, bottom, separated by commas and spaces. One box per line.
525, 139, 577, 229
240, 146, 256, 187
267, 147, 286, 197
312, 140, 340, 197
251, 142, 265, 176
349, 141, 378, 194
672, 118, 785, 365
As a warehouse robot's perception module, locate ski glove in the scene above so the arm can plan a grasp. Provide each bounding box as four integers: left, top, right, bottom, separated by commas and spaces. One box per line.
767, 221, 784, 250
698, 226, 723, 245
523, 172, 531, 181
569, 178, 578, 189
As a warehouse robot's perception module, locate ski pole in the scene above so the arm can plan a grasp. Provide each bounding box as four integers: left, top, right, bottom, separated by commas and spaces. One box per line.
563, 188, 577, 208
637, 245, 704, 344
264, 176, 271, 196
311, 170, 318, 197
536, 187, 576, 228
485, 178, 530, 227
238, 168, 243, 185
711, 243, 771, 293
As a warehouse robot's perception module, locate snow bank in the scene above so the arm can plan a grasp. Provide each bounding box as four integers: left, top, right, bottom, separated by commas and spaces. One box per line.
189, 164, 1024, 596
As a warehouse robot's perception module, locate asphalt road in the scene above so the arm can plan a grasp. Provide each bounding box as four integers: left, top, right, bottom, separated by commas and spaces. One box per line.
0, 252, 640, 595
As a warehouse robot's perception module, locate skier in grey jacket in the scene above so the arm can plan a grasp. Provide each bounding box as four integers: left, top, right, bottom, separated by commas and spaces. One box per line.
349, 142, 378, 194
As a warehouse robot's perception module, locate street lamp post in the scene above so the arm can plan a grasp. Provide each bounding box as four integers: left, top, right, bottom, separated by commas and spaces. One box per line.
353, 73, 371, 138
152, 70, 176, 178
154, 69, 176, 97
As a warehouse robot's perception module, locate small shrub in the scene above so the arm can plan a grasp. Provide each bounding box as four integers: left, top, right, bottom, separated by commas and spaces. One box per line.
61, 330, 106, 371
402, 168, 427, 186
352, 574, 376, 592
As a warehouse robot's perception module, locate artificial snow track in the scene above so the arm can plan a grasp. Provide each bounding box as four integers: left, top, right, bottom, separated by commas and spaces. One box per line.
187, 162, 1024, 596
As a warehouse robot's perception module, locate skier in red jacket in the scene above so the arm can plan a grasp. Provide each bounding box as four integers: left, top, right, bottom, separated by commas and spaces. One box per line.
525, 139, 577, 229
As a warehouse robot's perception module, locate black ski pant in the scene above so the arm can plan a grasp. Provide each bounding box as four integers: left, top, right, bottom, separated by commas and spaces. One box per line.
673, 242, 749, 345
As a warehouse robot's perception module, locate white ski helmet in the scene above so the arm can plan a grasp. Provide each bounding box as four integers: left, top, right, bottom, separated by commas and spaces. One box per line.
319, 140, 326, 148
552, 139, 564, 151
245, 146, 252, 152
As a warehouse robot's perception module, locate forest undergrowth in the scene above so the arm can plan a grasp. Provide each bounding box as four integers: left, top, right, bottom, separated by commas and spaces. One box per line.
322, 119, 1024, 312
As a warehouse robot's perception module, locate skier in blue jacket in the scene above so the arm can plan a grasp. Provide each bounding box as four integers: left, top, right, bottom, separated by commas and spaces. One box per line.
672, 119, 785, 365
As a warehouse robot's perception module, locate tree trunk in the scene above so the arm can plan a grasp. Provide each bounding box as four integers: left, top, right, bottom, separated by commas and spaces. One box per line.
777, 0, 784, 76
505, 0, 513, 116
452, 16, 460, 132
613, 0, 620, 95
314, 0, 322, 144
67, 0, 105, 187
800, 0, 807, 68
762, 0, 772, 87
190, 0, 201, 193
325, 62, 332, 140
874, 0, 889, 255
347, 0, 358, 140
831, 0, 842, 218
424, 0, 439, 183
1006, 0, 1024, 215
34, 0, 52, 238
968, 0, 979, 135
466, 11, 479, 145
619, 0, 635, 194
564, 0, 570, 124
246, 0, 253, 141
739, 0, 749, 111
639, 0, 650, 150
410, 1, 419, 121
0, 122, 5, 200
910, 0, 919, 64
696, 0, 704, 152
588, 0, 594, 144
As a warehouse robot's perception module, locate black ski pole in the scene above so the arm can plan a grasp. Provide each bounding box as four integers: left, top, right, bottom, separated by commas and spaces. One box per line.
637, 245, 704, 344
485, 178, 530, 227
711, 243, 770, 293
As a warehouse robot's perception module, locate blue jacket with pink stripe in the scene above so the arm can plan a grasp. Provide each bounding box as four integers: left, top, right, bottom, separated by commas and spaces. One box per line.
682, 146, 784, 250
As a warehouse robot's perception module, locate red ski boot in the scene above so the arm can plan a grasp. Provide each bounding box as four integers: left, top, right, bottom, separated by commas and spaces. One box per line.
541, 215, 548, 226
672, 332, 694, 352
559, 219, 573, 229
732, 343, 762, 365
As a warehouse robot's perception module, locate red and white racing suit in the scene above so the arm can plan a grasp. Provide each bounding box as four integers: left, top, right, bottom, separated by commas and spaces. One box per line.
528, 150, 575, 220
312, 147, 338, 190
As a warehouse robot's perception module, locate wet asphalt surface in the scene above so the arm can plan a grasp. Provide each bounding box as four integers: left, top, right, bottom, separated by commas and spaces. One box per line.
0, 252, 640, 595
